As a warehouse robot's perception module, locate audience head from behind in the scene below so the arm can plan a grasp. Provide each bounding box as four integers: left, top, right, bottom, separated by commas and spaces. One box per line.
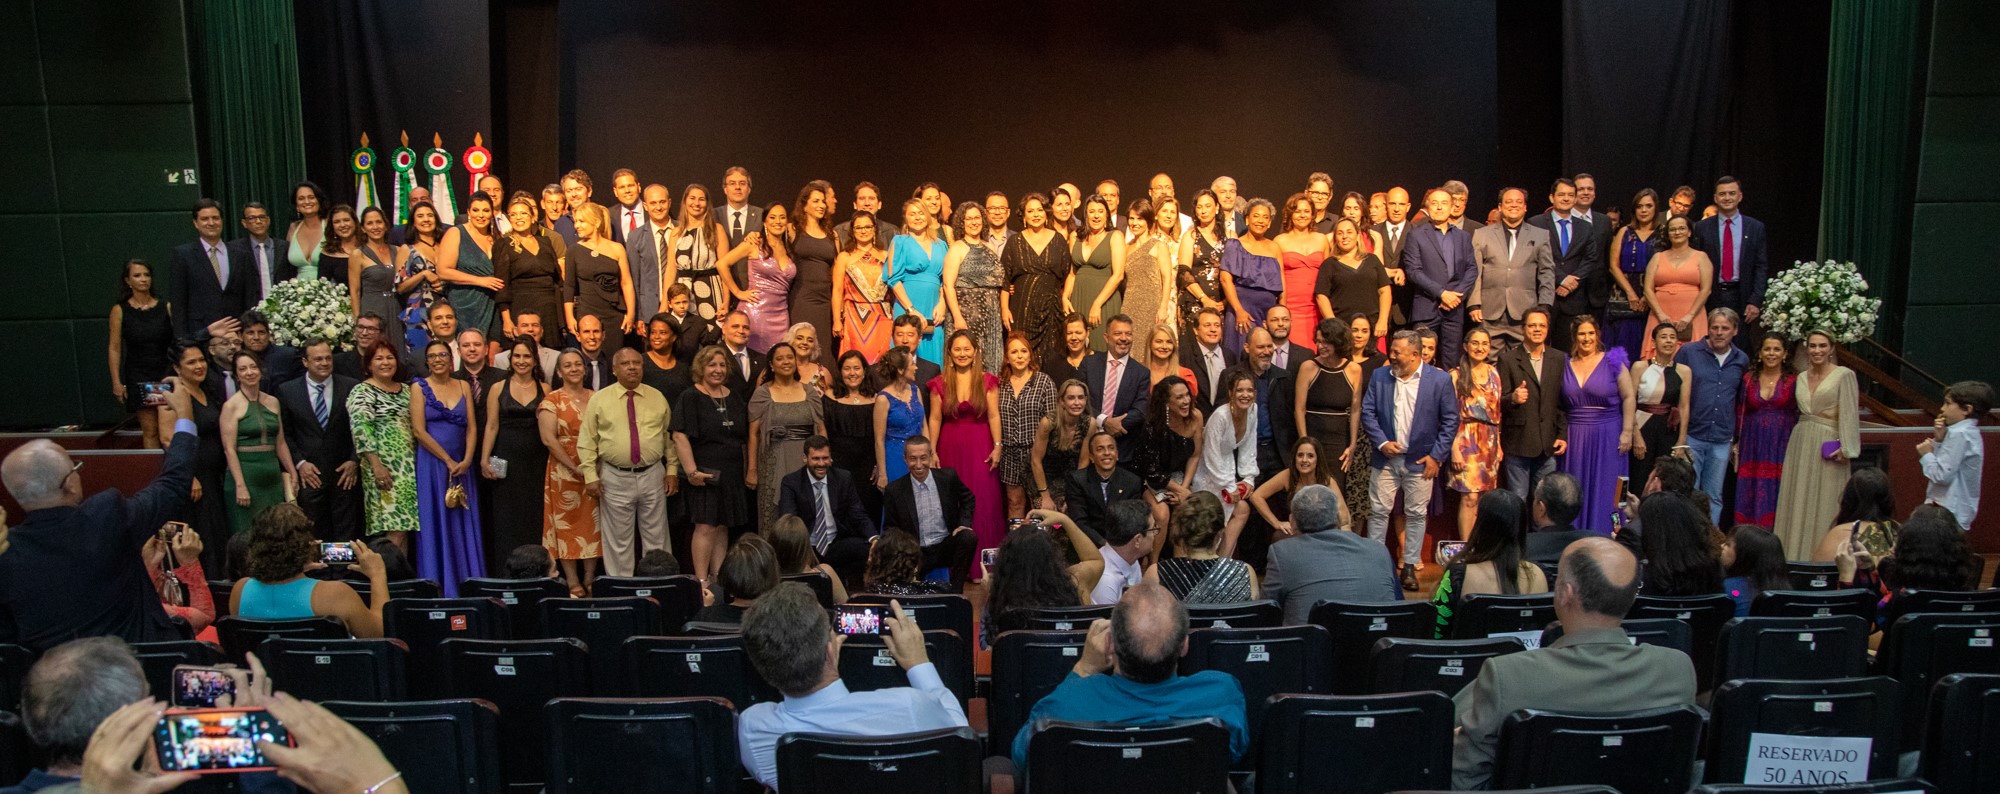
1170, 491, 1227, 553
1533, 471, 1582, 530
239, 504, 386, 635
633, 549, 681, 578
504, 544, 558, 580
245, 503, 323, 583
1554, 537, 1641, 630
986, 522, 1083, 632
1102, 499, 1156, 562
1721, 525, 1790, 610
1646, 454, 1696, 500
718, 534, 781, 606
1, 439, 82, 512
369, 536, 415, 581
21, 637, 147, 779
864, 529, 940, 595
1289, 483, 1344, 534
766, 515, 821, 575
1106, 582, 1190, 684
1878, 511, 1982, 593
1454, 490, 1540, 595
1637, 492, 1724, 597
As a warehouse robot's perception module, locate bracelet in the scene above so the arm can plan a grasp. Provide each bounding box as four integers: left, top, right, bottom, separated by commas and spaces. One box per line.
362, 771, 403, 793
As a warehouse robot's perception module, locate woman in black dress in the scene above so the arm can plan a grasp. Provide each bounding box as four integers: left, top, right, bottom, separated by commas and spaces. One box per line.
317, 205, 359, 293
563, 203, 635, 340
640, 315, 692, 402
481, 336, 548, 570
495, 195, 566, 350
1001, 195, 1072, 371
825, 350, 883, 519
791, 181, 839, 369
157, 341, 230, 572
1134, 376, 1204, 547
1315, 218, 1391, 343
673, 345, 751, 586
1042, 313, 1091, 388
109, 259, 175, 448
1295, 319, 1362, 473
1176, 189, 1227, 338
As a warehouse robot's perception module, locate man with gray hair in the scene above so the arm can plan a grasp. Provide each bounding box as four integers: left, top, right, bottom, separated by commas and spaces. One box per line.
1442, 179, 1484, 232
8, 637, 150, 791
1262, 485, 1401, 625
1673, 307, 1748, 523
1524, 472, 1591, 564
736, 584, 966, 790
1210, 175, 1245, 237
1010, 582, 1249, 774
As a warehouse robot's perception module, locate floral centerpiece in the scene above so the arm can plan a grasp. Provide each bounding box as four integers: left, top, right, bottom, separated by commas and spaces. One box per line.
1759, 259, 1880, 343
260, 278, 356, 351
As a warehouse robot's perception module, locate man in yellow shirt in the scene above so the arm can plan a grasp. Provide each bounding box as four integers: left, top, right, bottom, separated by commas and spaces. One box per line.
578, 348, 680, 576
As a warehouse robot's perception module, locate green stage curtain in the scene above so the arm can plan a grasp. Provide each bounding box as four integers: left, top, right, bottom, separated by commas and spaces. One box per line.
191, 0, 305, 227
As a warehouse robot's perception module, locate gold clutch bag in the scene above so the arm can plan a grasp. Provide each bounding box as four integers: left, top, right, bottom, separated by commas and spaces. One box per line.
445, 481, 468, 509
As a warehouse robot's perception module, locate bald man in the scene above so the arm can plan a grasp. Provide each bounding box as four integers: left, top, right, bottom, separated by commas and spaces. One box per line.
1010, 583, 1249, 773
1375, 186, 1415, 326
1449, 538, 1697, 790
577, 347, 681, 576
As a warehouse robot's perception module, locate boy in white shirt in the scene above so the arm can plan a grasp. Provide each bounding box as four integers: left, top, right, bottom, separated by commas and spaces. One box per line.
1917, 380, 1991, 530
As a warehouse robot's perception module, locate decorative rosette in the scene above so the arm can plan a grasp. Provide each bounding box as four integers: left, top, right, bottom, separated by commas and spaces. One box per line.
424, 133, 458, 225
350, 133, 379, 215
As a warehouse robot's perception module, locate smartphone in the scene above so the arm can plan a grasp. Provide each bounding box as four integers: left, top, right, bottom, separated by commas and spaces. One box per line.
1614, 476, 1630, 505
980, 547, 999, 569
171, 666, 236, 708
140, 381, 171, 406
159, 520, 191, 540
153, 708, 292, 773
1434, 540, 1468, 566
319, 542, 356, 565
832, 604, 883, 636
1153, 490, 1172, 504
1006, 517, 1025, 529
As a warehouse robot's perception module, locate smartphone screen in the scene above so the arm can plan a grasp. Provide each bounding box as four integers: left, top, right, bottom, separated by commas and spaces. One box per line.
172, 666, 236, 708
832, 604, 883, 635
319, 542, 355, 565
153, 708, 291, 773
141, 381, 171, 406
980, 547, 999, 569
1614, 475, 1629, 505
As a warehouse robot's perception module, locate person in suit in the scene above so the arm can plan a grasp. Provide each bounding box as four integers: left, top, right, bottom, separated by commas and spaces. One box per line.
777, 436, 879, 585
656, 284, 716, 363
607, 168, 644, 245
1451, 537, 1697, 790
1373, 187, 1415, 328
720, 167, 763, 292
1179, 307, 1240, 415
276, 339, 362, 541
1526, 179, 1602, 352
1211, 176, 1246, 238
1094, 180, 1123, 232
624, 184, 676, 340
453, 329, 506, 439
1443, 180, 1485, 233
834, 182, 899, 247
169, 198, 253, 338
551, 169, 610, 247
1361, 330, 1460, 590
238, 310, 301, 385
1080, 314, 1150, 456
1497, 306, 1569, 503
879, 435, 978, 591
1470, 188, 1555, 348
332, 313, 394, 381
1571, 172, 1609, 249
1523, 472, 1591, 564
573, 314, 616, 390
1689, 176, 1768, 340
718, 310, 768, 398
1261, 305, 1309, 465
889, 317, 941, 388
228, 201, 293, 303
1402, 189, 1480, 367
491, 310, 560, 382
1063, 431, 1146, 547
0, 379, 198, 652
1262, 485, 1402, 625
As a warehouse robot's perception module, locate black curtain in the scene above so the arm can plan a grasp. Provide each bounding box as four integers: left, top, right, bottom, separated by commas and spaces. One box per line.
1561, 0, 1732, 206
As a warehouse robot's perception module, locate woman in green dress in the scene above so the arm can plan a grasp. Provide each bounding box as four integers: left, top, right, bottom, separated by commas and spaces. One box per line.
1067, 195, 1125, 352
348, 339, 421, 552
221, 350, 294, 535
439, 192, 504, 339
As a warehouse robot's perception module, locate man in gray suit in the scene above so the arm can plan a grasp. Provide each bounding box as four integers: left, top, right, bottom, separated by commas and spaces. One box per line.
1261, 485, 1401, 626
625, 184, 676, 325
1470, 187, 1555, 348
1450, 537, 1698, 790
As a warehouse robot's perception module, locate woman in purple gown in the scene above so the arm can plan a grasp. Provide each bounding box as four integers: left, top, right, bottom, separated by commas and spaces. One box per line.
411, 340, 485, 595
1605, 189, 1663, 362
1733, 333, 1797, 527
717, 203, 795, 353
1558, 316, 1636, 533
1219, 199, 1283, 352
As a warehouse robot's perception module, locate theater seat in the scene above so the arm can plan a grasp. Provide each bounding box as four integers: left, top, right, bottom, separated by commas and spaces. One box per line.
342, 576, 444, 601
1881, 588, 2000, 625
777, 726, 981, 794
783, 571, 836, 610
1786, 560, 1841, 591
1395, 787, 1620, 794
593, 575, 703, 633
1716, 615, 1870, 685
1184, 600, 1281, 629
622, 634, 777, 709
324, 698, 502, 794
987, 629, 1088, 757
1628, 593, 1735, 692
458, 577, 569, 639
1492, 704, 1704, 794
539, 597, 662, 694
0, 710, 41, 788
1449, 592, 1556, 643
1306, 600, 1437, 695
1179, 624, 1330, 753
1875, 611, 2000, 749
439, 638, 591, 789
1704, 676, 1902, 784
383, 597, 511, 698
543, 697, 738, 794
849, 593, 976, 648
1256, 691, 1452, 794
1751, 588, 1877, 625
259, 637, 409, 702
1922, 672, 2000, 794
126, 640, 222, 708
997, 604, 1112, 633
213, 615, 346, 664
1539, 618, 1693, 657
207, 579, 235, 618
836, 629, 972, 708
1689, 780, 1937, 793
1367, 636, 1527, 697
1024, 718, 1231, 794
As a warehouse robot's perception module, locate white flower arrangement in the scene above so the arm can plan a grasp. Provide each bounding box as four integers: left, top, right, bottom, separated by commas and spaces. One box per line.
260, 278, 356, 351
1759, 259, 1880, 344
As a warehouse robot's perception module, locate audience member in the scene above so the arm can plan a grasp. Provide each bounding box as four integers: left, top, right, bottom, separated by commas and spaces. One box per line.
1637, 492, 1724, 597
1859, 510, 1982, 622
1810, 466, 1900, 565
861, 529, 953, 597
229, 504, 388, 637
503, 543, 559, 580
633, 548, 681, 578
779, 435, 879, 587
141, 523, 215, 640
1721, 524, 1789, 617
767, 515, 848, 604
1263, 484, 1402, 625
694, 534, 780, 625
1150, 491, 1258, 603
9, 638, 150, 793
1078, 501, 1157, 605
1430, 490, 1547, 637
1918, 380, 1990, 530
1524, 471, 1591, 564
1362, 330, 1459, 590
982, 518, 1086, 643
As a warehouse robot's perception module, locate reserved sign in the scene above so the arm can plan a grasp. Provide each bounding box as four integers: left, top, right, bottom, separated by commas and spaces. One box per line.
1744, 732, 1870, 786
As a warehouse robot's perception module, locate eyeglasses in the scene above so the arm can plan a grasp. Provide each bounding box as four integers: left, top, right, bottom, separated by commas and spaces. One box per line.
69, 460, 84, 477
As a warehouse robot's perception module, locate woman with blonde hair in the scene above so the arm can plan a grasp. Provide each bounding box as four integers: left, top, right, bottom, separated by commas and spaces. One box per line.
562, 202, 636, 338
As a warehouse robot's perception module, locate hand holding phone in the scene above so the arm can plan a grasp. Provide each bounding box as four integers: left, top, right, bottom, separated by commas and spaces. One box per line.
82, 701, 197, 794
153, 707, 293, 773
832, 604, 883, 635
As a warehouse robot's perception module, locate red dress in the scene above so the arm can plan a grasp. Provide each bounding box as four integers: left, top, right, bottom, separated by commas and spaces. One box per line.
1734, 372, 1798, 528
929, 374, 1003, 579
1281, 251, 1325, 351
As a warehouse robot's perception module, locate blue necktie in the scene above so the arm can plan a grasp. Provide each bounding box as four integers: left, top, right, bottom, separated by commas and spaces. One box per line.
1557, 218, 1571, 257
311, 381, 328, 427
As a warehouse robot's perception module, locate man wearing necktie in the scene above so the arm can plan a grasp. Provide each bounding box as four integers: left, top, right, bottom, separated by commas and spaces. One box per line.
168, 199, 254, 337
625, 183, 677, 343
878, 436, 977, 592
576, 349, 681, 576
229, 202, 294, 302
778, 436, 881, 587
1402, 188, 1480, 367
1527, 178, 1602, 352
1082, 315, 1149, 456
276, 341, 363, 540
1691, 176, 1768, 353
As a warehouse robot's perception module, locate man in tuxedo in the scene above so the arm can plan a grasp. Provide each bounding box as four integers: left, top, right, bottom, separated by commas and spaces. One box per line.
237, 310, 301, 385
169, 198, 252, 337
891, 316, 941, 388
1526, 178, 1602, 351
553, 170, 610, 247
574, 314, 615, 390
608, 168, 644, 245
1571, 173, 1603, 236
879, 436, 978, 591
1690, 176, 1769, 337
1443, 180, 1484, 233
1095, 180, 1123, 230
1470, 187, 1555, 348
721, 167, 763, 291
1179, 308, 1239, 415
276, 340, 362, 541
777, 435, 880, 585
1080, 315, 1149, 455
492, 311, 560, 382
1402, 188, 1479, 367
1361, 331, 1460, 590
625, 183, 676, 344
1062, 431, 1146, 547
720, 310, 768, 398
422, 302, 462, 369
1211, 176, 1245, 238
1374, 187, 1414, 328
1497, 307, 1569, 503
228, 201, 292, 303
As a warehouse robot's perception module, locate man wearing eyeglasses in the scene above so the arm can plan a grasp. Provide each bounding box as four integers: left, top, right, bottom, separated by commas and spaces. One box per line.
228, 201, 294, 302
0, 379, 202, 652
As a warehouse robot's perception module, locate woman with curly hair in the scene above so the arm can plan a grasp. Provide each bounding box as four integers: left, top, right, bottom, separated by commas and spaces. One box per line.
980, 520, 1085, 647
861, 529, 952, 597
1149, 491, 1257, 603
229, 504, 390, 637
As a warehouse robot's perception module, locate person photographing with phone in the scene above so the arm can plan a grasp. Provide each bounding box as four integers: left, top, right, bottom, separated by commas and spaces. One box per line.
227, 504, 391, 638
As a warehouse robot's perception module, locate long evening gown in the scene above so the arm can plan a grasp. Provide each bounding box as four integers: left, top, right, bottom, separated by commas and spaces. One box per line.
1281, 250, 1326, 351
224, 401, 286, 535
1773, 367, 1859, 556
185, 395, 231, 573
355, 248, 408, 356
1559, 349, 1628, 533
489, 382, 548, 569
1643, 251, 1709, 360
790, 232, 838, 368
413, 378, 485, 596
495, 231, 565, 350
825, 398, 883, 518
1220, 239, 1282, 353
287, 234, 321, 283
347, 382, 419, 537
1608, 227, 1656, 362
1177, 232, 1225, 338
445, 224, 500, 338
887, 235, 948, 365
955, 238, 1006, 373
1069, 233, 1122, 352
839, 250, 893, 362
752, 385, 823, 531
879, 386, 926, 484
1004, 231, 1072, 370
742, 253, 794, 354
1734, 372, 1797, 528
673, 229, 725, 322
1122, 237, 1166, 348
930, 375, 1003, 579
540, 388, 601, 560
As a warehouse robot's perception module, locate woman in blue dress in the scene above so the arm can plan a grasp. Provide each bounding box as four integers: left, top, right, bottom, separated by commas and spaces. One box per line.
410, 340, 486, 595
1605, 189, 1663, 362
438, 193, 504, 338
1557, 317, 1637, 533
872, 347, 928, 490
1220, 199, 1284, 352
886, 198, 949, 366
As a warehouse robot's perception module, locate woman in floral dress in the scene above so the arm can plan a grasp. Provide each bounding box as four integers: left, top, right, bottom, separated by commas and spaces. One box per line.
1450, 328, 1503, 538
539, 349, 600, 595
348, 340, 420, 550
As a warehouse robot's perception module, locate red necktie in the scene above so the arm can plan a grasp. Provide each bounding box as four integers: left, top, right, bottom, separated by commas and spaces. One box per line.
625, 390, 642, 466
1720, 217, 1735, 282
1102, 359, 1120, 416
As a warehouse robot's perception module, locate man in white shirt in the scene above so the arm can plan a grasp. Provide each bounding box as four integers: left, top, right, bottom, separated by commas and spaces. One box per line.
1361, 330, 1460, 590
1179, 308, 1240, 415
737, 584, 967, 790
626, 183, 676, 324
1088, 500, 1156, 605
1919, 381, 1991, 529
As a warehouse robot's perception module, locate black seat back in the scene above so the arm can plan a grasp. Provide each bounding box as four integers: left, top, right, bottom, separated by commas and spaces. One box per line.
343, 577, 445, 601
207, 580, 235, 617
777, 726, 981, 794
1256, 691, 1452, 794
1450, 593, 1557, 642
1751, 588, 1878, 625
1001, 604, 1112, 633
544, 697, 738, 794
1024, 718, 1231, 793
127, 640, 222, 707
458, 577, 569, 639
259, 637, 408, 701
1180, 624, 1330, 750
1494, 704, 1704, 793
782, 572, 836, 610
1690, 780, 1937, 794
1877, 611, 2000, 749
1885, 588, 2000, 623
1629, 593, 1736, 692
213, 615, 346, 664
0, 710, 41, 786
988, 630, 1088, 757
1367, 636, 1527, 697
539, 597, 662, 694
439, 638, 591, 788
324, 699, 503, 794
1786, 561, 1841, 591
593, 576, 703, 633
848, 593, 976, 647
1184, 600, 1282, 629
383, 597, 510, 697
1540, 618, 1693, 657
1705, 676, 1901, 785
835, 629, 971, 708
1306, 600, 1437, 695
622, 634, 777, 709
1924, 672, 2000, 794
1717, 615, 1871, 685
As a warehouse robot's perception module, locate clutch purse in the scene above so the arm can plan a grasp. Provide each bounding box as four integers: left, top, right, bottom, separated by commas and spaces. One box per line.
445, 480, 469, 509
1820, 440, 1844, 460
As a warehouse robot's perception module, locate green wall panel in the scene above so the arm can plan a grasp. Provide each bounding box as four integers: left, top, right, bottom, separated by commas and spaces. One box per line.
1905, 202, 2000, 306
0, 215, 64, 321
1913, 96, 2000, 203
35, 0, 190, 104
0, 0, 45, 105
1928, 0, 2000, 96
71, 318, 122, 426
1902, 305, 2000, 386
0, 105, 56, 214
47, 104, 202, 214
0, 320, 79, 429
61, 211, 190, 319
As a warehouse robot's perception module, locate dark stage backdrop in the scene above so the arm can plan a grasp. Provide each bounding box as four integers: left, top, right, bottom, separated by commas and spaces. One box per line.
559, 0, 1498, 213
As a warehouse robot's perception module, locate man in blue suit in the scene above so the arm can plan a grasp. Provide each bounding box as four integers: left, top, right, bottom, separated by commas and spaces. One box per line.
1081, 314, 1149, 456
1526, 178, 1603, 352
1361, 330, 1460, 590
1690, 176, 1768, 351
624, 183, 676, 347
1402, 188, 1480, 367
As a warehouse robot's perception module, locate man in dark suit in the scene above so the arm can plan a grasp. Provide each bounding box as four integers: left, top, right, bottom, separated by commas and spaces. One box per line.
607, 168, 644, 245
1179, 308, 1240, 415
1690, 176, 1769, 347
0, 380, 197, 652
879, 436, 978, 591
1444, 180, 1485, 233
227, 201, 293, 304
168, 198, 253, 338
1080, 314, 1150, 456
1094, 180, 1123, 231
276, 340, 362, 541
1497, 306, 1569, 503
1470, 188, 1556, 348
574, 315, 616, 390
1402, 188, 1480, 367
890, 317, 941, 388
1063, 431, 1146, 547
1261, 305, 1309, 460
238, 310, 301, 385
454, 329, 506, 441
1525, 178, 1602, 352
719, 310, 768, 398
720, 167, 763, 290
1374, 187, 1415, 328
332, 313, 393, 381
778, 436, 880, 586
1361, 330, 1460, 590
833, 182, 900, 248
624, 184, 676, 349
1523, 472, 1591, 564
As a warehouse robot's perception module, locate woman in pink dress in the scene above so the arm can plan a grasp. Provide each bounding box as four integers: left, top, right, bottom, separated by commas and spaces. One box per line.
717, 203, 795, 353
1641, 214, 1712, 359
1275, 193, 1331, 351
926, 330, 1003, 581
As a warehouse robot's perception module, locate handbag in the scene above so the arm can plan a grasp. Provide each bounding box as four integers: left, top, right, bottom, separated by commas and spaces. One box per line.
156, 546, 189, 608
445, 478, 469, 509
